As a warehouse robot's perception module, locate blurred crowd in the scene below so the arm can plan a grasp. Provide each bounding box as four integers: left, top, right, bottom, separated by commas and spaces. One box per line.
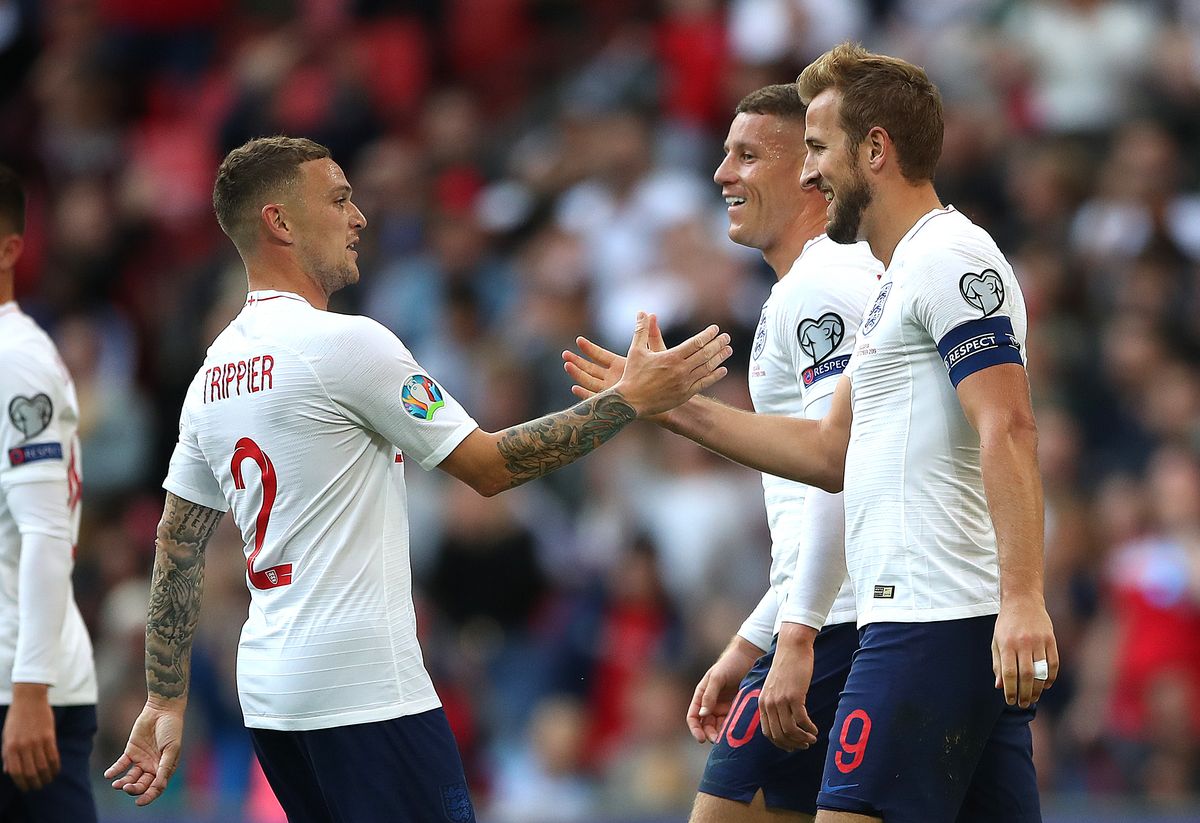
3, 0, 1200, 820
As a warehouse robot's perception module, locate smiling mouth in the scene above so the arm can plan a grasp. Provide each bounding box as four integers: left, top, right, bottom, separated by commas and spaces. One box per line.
724, 196, 746, 207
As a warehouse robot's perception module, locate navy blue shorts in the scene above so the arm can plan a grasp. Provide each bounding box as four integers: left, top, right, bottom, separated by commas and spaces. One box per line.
0, 703, 97, 823
249, 707, 476, 823
697, 622, 858, 813
817, 615, 1040, 823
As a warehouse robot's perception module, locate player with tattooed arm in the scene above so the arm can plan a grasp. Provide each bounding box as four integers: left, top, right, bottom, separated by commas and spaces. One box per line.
103, 137, 731, 823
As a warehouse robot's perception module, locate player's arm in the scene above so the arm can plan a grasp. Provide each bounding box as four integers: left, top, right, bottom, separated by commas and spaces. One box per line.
104, 492, 224, 806
439, 313, 732, 496
686, 589, 775, 743
761, 393, 848, 751
0, 478, 73, 792
957, 364, 1058, 709
563, 331, 852, 492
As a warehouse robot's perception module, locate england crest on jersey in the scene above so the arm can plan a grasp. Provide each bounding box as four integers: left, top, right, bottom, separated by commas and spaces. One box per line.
751, 310, 769, 361
861, 282, 892, 335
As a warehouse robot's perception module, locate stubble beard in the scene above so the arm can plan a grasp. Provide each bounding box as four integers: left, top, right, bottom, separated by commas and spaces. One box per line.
826, 165, 872, 245
302, 248, 358, 297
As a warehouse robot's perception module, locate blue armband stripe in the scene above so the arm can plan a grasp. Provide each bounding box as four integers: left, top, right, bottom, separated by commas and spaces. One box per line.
937, 316, 1023, 388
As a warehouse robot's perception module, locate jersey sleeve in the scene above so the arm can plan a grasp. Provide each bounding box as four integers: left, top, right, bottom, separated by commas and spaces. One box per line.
736, 588, 777, 652
163, 400, 230, 512
0, 355, 74, 488
908, 248, 1025, 389
777, 277, 859, 415
321, 317, 479, 471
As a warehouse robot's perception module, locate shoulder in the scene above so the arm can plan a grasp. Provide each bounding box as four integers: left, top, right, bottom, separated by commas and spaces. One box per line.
905, 210, 1008, 273
0, 315, 69, 392
782, 239, 880, 317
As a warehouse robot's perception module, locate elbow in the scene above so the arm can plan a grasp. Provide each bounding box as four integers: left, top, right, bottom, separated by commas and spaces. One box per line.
463, 471, 510, 498
814, 440, 847, 493
815, 465, 844, 494
983, 411, 1039, 454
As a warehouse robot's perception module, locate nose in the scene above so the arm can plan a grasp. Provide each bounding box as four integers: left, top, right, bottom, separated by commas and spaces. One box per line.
351, 202, 367, 229
713, 153, 735, 186
800, 153, 820, 190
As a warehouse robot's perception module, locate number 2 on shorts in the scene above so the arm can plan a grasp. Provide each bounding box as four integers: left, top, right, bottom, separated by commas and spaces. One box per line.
231, 437, 293, 589
834, 709, 872, 773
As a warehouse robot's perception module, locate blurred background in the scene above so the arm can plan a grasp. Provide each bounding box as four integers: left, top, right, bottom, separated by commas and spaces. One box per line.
3, 0, 1200, 820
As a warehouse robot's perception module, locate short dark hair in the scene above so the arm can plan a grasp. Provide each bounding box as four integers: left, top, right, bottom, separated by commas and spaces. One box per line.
735, 84, 806, 122
0, 164, 26, 236
212, 136, 331, 247
797, 42, 943, 182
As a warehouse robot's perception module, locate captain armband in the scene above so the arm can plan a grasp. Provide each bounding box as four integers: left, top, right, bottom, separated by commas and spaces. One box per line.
936, 316, 1023, 388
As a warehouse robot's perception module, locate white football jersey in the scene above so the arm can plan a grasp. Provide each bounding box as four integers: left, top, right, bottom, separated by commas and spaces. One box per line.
0, 303, 96, 705
844, 207, 1027, 625
164, 291, 479, 731
746, 236, 879, 634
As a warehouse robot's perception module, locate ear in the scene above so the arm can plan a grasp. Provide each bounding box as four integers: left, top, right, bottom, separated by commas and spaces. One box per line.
864, 126, 889, 172
0, 233, 23, 270
261, 203, 293, 244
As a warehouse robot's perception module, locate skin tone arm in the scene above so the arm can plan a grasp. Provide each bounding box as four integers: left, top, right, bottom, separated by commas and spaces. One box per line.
686, 634, 765, 744
561, 325, 852, 493
440, 313, 733, 496
104, 493, 224, 806
957, 363, 1058, 709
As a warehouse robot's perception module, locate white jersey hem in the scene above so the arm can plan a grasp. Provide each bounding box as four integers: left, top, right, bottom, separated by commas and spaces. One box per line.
857, 601, 999, 628
241, 693, 443, 732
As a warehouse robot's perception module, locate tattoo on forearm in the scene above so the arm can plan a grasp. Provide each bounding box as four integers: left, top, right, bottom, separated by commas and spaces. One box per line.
496, 391, 637, 488
145, 493, 222, 702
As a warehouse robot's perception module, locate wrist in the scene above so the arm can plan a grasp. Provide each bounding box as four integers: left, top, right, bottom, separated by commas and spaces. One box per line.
9, 682, 50, 705
1000, 588, 1045, 608
730, 633, 766, 659
146, 692, 188, 713
778, 621, 819, 647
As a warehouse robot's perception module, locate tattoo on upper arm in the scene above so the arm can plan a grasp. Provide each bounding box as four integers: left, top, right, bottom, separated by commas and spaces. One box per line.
145, 493, 223, 701
496, 391, 636, 489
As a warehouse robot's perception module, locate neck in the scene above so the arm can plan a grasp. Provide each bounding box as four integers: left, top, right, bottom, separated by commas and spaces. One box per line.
764, 204, 830, 279
244, 256, 329, 310
0, 272, 13, 305
863, 180, 943, 269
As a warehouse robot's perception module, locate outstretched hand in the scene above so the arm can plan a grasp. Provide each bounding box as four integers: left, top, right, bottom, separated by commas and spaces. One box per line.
564, 313, 728, 418
103, 702, 185, 806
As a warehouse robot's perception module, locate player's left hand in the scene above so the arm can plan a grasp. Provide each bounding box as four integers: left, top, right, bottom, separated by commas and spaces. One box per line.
104, 700, 186, 806
759, 623, 819, 751
1, 683, 61, 791
992, 594, 1058, 709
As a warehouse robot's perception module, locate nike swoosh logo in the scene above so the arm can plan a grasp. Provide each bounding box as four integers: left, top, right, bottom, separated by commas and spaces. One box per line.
822, 783, 860, 793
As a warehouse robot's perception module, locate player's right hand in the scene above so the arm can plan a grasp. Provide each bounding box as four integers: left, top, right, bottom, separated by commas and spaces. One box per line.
104, 701, 185, 806
564, 314, 680, 426
687, 638, 762, 744
759, 623, 819, 752
2, 683, 61, 791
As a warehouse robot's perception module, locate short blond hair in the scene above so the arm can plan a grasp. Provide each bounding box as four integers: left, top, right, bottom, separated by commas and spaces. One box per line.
797, 43, 943, 182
